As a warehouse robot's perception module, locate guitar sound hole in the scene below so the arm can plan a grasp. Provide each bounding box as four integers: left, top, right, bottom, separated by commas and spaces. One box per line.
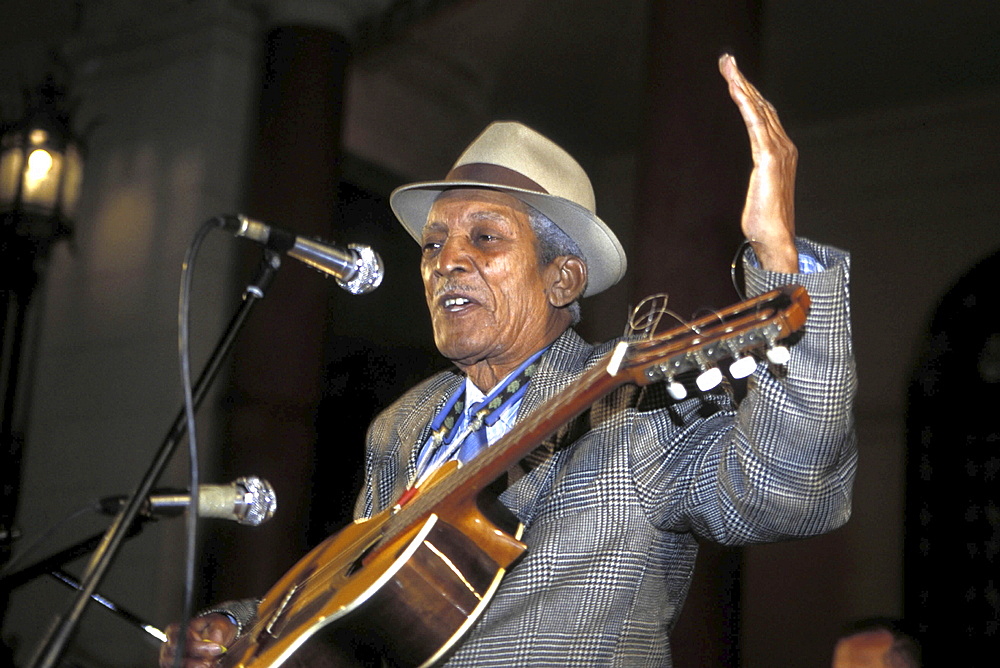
346, 540, 380, 576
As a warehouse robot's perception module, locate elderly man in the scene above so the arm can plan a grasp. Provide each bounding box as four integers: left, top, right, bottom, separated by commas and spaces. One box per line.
162, 54, 856, 667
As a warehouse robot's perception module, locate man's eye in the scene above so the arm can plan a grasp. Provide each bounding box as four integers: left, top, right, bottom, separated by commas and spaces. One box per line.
421, 241, 441, 253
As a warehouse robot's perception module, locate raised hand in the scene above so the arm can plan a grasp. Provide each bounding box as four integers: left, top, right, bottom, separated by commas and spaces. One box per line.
719, 53, 799, 273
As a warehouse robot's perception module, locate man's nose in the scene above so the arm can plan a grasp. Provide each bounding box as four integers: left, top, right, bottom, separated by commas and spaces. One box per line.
435, 236, 473, 275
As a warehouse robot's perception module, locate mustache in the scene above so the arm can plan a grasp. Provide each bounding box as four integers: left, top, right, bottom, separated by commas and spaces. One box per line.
432, 283, 481, 299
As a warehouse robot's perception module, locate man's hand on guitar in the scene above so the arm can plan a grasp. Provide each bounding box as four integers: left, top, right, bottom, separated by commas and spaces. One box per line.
159, 613, 237, 668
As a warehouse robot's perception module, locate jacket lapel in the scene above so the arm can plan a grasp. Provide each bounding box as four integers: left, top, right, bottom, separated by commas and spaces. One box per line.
500, 329, 595, 524
380, 331, 595, 523
374, 371, 463, 513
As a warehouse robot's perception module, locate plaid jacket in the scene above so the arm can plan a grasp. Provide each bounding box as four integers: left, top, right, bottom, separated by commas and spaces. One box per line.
355, 239, 858, 666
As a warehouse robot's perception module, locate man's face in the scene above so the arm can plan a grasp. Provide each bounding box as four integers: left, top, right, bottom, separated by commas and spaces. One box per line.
420, 189, 567, 381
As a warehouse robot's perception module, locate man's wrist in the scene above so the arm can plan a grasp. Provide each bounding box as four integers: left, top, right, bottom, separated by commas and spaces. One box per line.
197, 598, 261, 638
745, 242, 824, 273
749, 239, 798, 273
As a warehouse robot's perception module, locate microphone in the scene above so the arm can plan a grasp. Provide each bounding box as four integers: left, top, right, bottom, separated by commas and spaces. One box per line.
221, 214, 383, 295
98, 476, 278, 526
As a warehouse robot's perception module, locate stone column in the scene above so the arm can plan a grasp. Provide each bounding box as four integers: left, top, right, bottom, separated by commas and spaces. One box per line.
208, 0, 392, 601
633, 2, 762, 666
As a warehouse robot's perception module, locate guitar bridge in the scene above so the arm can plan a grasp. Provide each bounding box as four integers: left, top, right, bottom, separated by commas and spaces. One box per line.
263, 583, 300, 639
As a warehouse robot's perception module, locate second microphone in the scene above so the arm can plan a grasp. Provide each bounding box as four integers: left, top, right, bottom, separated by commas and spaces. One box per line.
99, 476, 277, 526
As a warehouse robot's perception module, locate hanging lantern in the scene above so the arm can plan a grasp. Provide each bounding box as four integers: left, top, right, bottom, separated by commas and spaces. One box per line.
0, 69, 87, 610
0, 74, 84, 254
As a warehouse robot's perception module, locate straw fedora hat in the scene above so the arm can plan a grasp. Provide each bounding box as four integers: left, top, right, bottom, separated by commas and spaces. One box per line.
389, 121, 627, 297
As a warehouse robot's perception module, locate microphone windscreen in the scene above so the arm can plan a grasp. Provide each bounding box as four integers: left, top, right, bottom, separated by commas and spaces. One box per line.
196, 483, 242, 520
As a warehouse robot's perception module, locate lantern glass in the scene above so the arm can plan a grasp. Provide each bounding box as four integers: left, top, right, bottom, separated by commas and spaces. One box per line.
22, 148, 62, 213
0, 123, 84, 219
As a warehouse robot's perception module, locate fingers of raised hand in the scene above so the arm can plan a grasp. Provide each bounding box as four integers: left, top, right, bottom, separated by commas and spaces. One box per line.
718, 54, 795, 159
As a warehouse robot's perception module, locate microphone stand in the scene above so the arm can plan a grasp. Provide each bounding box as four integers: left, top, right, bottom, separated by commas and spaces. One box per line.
0, 518, 153, 594
27, 248, 282, 668
49, 569, 168, 644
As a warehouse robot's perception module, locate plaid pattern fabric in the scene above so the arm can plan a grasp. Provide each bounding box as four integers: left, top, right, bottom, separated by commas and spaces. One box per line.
356, 238, 858, 666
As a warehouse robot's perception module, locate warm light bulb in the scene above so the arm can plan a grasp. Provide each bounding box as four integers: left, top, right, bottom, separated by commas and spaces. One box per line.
22, 148, 62, 207
26, 149, 54, 180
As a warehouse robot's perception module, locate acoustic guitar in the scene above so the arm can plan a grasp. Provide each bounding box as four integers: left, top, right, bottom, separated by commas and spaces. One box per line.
220, 285, 809, 667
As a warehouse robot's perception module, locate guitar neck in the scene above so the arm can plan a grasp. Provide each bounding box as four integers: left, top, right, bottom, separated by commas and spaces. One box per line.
384, 284, 808, 543
447, 361, 618, 493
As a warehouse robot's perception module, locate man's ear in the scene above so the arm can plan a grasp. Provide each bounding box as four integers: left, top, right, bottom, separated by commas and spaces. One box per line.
545, 255, 587, 308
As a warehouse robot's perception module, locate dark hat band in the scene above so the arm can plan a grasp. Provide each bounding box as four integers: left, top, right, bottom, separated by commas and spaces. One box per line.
445, 162, 549, 194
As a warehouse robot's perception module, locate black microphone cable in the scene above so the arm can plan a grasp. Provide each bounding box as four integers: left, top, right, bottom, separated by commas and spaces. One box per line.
171, 217, 217, 668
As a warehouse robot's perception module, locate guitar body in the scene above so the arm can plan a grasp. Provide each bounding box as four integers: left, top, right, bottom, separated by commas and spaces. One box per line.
221, 463, 527, 668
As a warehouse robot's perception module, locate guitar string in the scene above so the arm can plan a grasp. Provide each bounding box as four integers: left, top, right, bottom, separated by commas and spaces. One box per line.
228, 291, 793, 651
276, 294, 780, 588
730, 239, 752, 301
227, 361, 618, 649
625, 292, 698, 340
237, 301, 788, 633
627, 298, 777, 360
231, 368, 585, 632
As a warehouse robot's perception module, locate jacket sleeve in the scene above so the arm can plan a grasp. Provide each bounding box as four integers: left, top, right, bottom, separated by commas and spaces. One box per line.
640, 238, 858, 544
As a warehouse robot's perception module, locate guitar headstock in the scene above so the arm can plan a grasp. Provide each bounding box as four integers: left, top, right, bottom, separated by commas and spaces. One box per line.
609, 285, 810, 399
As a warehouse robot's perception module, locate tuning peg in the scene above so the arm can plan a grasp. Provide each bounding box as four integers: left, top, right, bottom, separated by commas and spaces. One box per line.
696, 366, 723, 392
667, 378, 688, 400
766, 345, 791, 365
728, 355, 758, 379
